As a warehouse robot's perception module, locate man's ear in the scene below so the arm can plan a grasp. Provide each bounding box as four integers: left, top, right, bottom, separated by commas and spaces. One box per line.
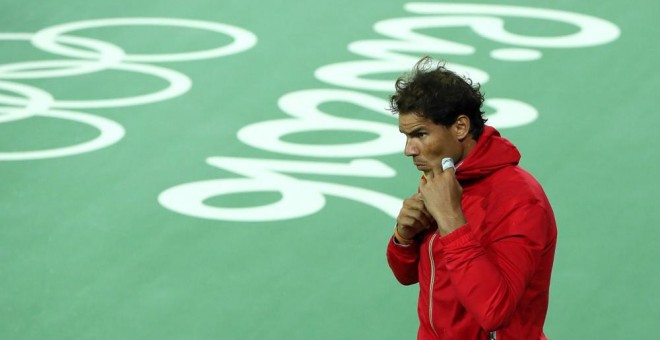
453, 115, 471, 141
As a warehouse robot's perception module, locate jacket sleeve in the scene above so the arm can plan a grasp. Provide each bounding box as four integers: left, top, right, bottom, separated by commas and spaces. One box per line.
386, 235, 421, 285
438, 201, 552, 330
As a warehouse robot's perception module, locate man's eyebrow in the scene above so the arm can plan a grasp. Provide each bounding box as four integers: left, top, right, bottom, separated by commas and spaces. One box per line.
399, 126, 425, 135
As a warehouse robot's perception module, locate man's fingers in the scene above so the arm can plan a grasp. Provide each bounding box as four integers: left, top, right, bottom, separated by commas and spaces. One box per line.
410, 194, 432, 225
441, 157, 455, 172
400, 200, 432, 228
402, 194, 422, 206
397, 216, 414, 229
427, 157, 453, 178
422, 158, 456, 183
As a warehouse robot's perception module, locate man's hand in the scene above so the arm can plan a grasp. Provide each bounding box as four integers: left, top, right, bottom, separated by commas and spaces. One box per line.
395, 193, 433, 241
419, 164, 467, 236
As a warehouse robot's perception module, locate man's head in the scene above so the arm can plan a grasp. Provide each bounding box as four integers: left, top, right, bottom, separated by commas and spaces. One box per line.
389, 56, 487, 139
390, 57, 487, 172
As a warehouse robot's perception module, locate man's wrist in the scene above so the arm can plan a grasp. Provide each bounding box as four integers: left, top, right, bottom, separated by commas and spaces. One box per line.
437, 215, 467, 236
394, 225, 414, 245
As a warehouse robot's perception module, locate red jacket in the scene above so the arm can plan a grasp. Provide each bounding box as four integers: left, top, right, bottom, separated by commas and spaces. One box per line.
387, 126, 557, 339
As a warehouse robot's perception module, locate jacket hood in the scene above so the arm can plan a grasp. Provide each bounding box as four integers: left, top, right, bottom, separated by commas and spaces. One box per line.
456, 126, 520, 181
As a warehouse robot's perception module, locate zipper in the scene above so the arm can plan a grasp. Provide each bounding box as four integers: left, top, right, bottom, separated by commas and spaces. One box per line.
428, 232, 496, 340
428, 233, 438, 337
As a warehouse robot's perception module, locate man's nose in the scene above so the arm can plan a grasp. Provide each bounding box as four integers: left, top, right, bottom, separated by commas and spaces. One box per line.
404, 140, 418, 156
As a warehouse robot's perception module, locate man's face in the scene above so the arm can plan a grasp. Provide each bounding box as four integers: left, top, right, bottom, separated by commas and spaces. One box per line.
398, 113, 461, 173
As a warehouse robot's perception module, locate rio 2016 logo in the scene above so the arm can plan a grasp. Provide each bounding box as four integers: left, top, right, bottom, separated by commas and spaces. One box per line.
0, 4, 620, 222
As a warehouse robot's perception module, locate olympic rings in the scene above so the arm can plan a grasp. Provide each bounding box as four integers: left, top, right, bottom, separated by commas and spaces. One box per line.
0, 108, 126, 161
0, 18, 257, 160
32, 17, 257, 62
0, 34, 125, 79
0, 80, 53, 123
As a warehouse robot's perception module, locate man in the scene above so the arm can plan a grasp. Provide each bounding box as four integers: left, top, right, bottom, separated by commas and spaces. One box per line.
386, 57, 557, 340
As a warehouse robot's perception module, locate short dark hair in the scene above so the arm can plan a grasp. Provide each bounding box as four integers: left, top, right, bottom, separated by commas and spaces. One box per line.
389, 56, 487, 139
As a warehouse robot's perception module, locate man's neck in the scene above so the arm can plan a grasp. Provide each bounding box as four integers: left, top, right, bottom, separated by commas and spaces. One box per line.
459, 136, 478, 163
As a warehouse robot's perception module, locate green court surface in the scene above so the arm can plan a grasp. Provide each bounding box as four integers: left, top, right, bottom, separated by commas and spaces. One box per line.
1, 0, 658, 339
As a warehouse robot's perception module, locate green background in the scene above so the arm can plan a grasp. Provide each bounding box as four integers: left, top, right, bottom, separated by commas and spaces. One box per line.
1, 0, 658, 339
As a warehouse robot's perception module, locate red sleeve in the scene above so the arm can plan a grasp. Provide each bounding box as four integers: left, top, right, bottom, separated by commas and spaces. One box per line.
386, 236, 421, 285
439, 202, 551, 330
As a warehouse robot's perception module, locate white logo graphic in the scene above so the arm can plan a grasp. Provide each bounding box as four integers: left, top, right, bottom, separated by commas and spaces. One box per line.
158, 3, 620, 222
0, 18, 257, 160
